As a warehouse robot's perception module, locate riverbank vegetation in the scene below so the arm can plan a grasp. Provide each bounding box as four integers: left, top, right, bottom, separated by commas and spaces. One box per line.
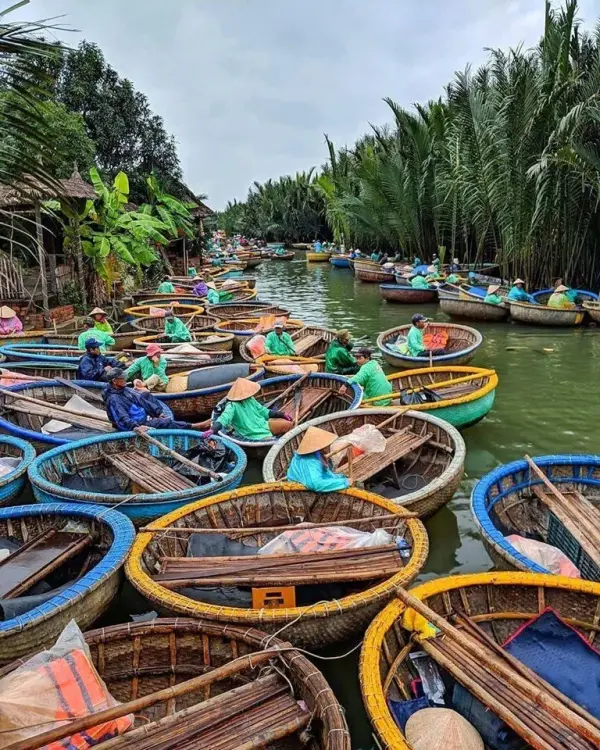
219, 0, 600, 287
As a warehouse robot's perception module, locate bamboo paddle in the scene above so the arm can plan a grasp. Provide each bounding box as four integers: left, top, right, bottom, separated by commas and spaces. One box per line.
361, 369, 496, 405
54, 376, 104, 403
264, 372, 310, 409
136, 430, 222, 481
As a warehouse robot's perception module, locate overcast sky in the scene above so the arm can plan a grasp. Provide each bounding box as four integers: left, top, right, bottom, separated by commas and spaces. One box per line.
17, 0, 599, 209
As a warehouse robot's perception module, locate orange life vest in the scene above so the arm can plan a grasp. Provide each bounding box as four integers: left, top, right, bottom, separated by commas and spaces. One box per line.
277, 528, 354, 553
423, 330, 448, 350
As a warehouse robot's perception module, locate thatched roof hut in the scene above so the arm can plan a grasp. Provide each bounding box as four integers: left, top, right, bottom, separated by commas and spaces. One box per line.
0, 170, 96, 207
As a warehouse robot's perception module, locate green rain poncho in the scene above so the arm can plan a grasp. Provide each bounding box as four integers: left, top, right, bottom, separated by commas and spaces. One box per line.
325, 339, 358, 375
411, 275, 430, 290
125, 356, 168, 385
265, 330, 295, 356
406, 326, 425, 357
286, 452, 350, 492
217, 397, 273, 440
187, 267, 197, 277
349, 360, 393, 406
77, 328, 116, 352
164, 316, 192, 342
157, 281, 176, 294
484, 293, 503, 306
446, 273, 460, 284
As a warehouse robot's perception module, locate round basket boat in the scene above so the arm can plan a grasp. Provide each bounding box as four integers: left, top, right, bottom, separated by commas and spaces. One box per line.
43, 321, 139, 351
214, 318, 305, 350
472, 454, 600, 580
377, 322, 483, 369
330, 255, 352, 268
213, 373, 362, 458
306, 251, 331, 262
0, 331, 47, 346
0, 502, 134, 663
438, 289, 509, 322
131, 314, 219, 335
0, 342, 119, 364
126, 483, 428, 648
0, 618, 350, 750
124, 302, 204, 321
28, 430, 247, 525
0, 435, 35, 506
239, 325, 337, 373
0, 360, 79, 380
583, 301, 600, 323
379, 284, 437, 304
271, 250, 295, 260
532, 288, 599, 305
507, 299, 585, 326
364, 366, 498, 429
157, 363, 265, 421
206, 301, 290, 321
133, 330, 235, 352
136, 296, 207, 308
354, 261, 395, 283
263, 408, 465, 518
359, 571, 600, 750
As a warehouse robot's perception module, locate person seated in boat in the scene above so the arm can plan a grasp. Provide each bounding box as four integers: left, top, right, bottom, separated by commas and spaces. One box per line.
353, 248, 362, 258
0, 306, 23, 336
265, 322, 296, 356
125, 343, 169, 391
446, 272, 460, 284
406, 314, 445, 357
192, 275, 208, 297
206, 282, 233, 304
77, 320, 115, 352
484, 284, 504, 305
450, 257, 461, 272
412, 255, 422, 268
313, 239, 323, 252
391, 251, 404, 264
370, 251, 379, 262
340, 347, 392, 407
156, 276, 175, 294
507, 278, 535, 303
286, 426, 351, 492
187, 266, 197, 277
432, 253, 441, 271
411, 271, 431, 290
164, 310, 192, 343
103, 368, 206, 433
425, 265, 439, 283
548, 283, 576, 309
76, 338, 121, 382
325, 329, 359, 375
275, 247, 287, 256
208, 378, 292, 440
379, 253, 389, 265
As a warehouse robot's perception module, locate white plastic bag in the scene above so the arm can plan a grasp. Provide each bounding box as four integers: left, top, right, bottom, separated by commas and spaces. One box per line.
246, 334, 266, 359
258, 524, 394, 555
329, 424, 386, 468
0, 457, 20, 478
506, 535, 580, 578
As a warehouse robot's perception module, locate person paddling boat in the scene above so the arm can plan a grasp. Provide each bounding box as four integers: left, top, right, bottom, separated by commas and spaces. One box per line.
340, 348, 392, 406
286, 426, 351, 492
264, 322, 296, 356
507, 278, 535, 303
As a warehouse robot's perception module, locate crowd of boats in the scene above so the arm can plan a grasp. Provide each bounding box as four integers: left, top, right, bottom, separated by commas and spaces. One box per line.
0, 239, 597, 749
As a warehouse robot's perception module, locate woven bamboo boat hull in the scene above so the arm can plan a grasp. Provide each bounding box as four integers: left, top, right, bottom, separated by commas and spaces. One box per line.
375, 366, 498, 429
270, 251, 295, 260
0, 380, 109, 453
133, 331, 235, 352
214, 318, 305, 350
239, 326, 337, 372
206, 302, 290, 321
583, 301, 600, 323
508, 300, 585, 326
29, 430, 247, 525
0, 360, 79, 379
44, 328, 139, 351
379, 284, 437, 303
0, 502, 134, 663
158, 364, 265, 420
354, 261, 395, 283
0, 331, 47, 346
131, 314, 219, 335
330, 256, 351, 268
214, 373, 363, 458
264, 408, 465, 517
124, 303, 204, 321
377, 322, 483, 369
126, 483, 428, 648
472, 454, 600, 579
439, 292, 509, 321
360, 572, 600, 750
0, 435, 35, 506
306, 252, 331, 262
0, 618, 350, 749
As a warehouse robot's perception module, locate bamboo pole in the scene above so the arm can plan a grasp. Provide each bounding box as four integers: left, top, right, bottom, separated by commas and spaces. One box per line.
361, 370, 495, 405
264, 372, 310, 409
0, 387, 111, 424
54, 376, 104, 403
136, 430, 221, 481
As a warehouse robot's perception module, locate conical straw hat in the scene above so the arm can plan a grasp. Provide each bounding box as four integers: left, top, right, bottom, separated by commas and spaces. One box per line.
513, 278, 525, 285
206, 282, 217, 290
405, 708, 483, 750
297, 426, 338, 455
488, 284, 501, 294
90, 307, 108, 316
555, 284, 569, 292
0, 306, 16, 319
227, 377, 261, 401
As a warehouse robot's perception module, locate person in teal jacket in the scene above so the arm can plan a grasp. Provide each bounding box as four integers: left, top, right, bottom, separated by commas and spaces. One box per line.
412, 256, 422, 268
411, 272, 430, 290
125, 343, 169, 391
265, 323, 296, 356
405, 314, 445, 357
164, 310, 192, 342
484, 284, 504, 305
157, 276, 175, 294
286, 426, 350, 492
341, 348, 392, 406
325, 330, 359, 375
507, 278, 535, 303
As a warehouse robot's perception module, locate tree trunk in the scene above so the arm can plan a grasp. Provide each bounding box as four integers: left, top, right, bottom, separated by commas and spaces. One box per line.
35, 201, 48, 311
74, 217, 88, 308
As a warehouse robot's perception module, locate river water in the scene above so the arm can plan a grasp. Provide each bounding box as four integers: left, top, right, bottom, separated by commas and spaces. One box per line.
248, 251, 600, 748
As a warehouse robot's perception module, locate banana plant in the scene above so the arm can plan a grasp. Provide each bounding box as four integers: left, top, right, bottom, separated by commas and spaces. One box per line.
139, 172, 196, 240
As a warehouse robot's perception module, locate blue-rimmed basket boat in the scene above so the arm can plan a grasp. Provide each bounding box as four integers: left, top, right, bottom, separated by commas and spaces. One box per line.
0, 360, 79, 379
532, 288, 599, 305
0, 330, 47, 346
43, 320, 139, 351
379, 284, 437, 304
0, 435, 35, 506
28, 430, 247, 525
213, 373, 362, 458
438, 287, 509, 321
205, 302, 290, 321
0, 502, 134, 663
507, 299, 585, 326
377, 322, 483, 369
472, 454, 600, 580
330, 255, 351, 268
157, 363, 265, 420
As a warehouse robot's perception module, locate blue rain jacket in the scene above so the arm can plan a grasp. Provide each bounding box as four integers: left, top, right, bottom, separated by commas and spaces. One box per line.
76, 352, 120, 382
286, 452, 350, 492
103, 384, 169, 431
507, 286, 535, 303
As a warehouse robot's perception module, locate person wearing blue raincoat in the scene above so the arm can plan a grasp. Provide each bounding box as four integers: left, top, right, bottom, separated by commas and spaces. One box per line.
76, 338, 121, 382
286, 425, 350, 492
507, 278, 535, 303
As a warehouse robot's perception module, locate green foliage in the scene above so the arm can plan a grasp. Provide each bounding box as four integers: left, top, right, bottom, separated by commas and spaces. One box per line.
140, 172, 196, 241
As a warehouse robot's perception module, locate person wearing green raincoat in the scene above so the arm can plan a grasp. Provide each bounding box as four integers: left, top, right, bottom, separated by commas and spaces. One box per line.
325, 330, 359, 375
286, 426, 350, 492
206, 282, 233, 305
187, 266, 197, 277
446, 273, 460, 284
484, 284, 504, 305
163, 310, 192, 342
411, 272, 430, 290
157, 276, 175, 294
125, 344, 169, 391
432, 254, 441, 271
341, 348, 392, 406
209, 378, 292, 440
412, 256, 422, 268
425, 265, 439, 283
265, 323, 296, 356
77, 324, 115, 352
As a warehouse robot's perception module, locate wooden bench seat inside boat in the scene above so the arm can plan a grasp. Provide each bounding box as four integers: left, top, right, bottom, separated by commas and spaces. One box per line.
0, 529, 92, 598
103, 449, 196, 493
279, 387, 331, 422
154, 544, 404, 587
294, 333, 325, 357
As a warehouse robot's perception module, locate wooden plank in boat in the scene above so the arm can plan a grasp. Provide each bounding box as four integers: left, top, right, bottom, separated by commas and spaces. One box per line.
341, 431, 433, 484
103, 449, 196, 493
280, 387, 331, 422
0, 530, 92, 599
294, 334, 324, 356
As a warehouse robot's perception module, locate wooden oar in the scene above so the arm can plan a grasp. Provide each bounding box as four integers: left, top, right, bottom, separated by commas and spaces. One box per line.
54, 376, 105, 403
361, 369, 496, 405
264, 372, 310, 409
137, 430, 222, 481
0, 387, 111, 424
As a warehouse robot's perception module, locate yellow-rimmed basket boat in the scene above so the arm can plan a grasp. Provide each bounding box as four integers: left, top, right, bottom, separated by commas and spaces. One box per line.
126, 483, 428, 648
507, 299, 585, 326
0, 618, 350, 750
360, 571, 600, 750
213, 318, 305, 350
130, 314, 219, 335
124, 302, 204, 320
306, 251, 331, 262
583, 301, 600, 323
206, 302, 290, 321
133, 330, 235, 352
263, 408, 465, 518
362, 366, 498, 430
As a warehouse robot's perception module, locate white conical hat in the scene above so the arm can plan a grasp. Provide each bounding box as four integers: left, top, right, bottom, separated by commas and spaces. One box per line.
226, 377, 261, 401
0, 306, 16, 319
405, 708, 483, 750
297, 426, 337, 455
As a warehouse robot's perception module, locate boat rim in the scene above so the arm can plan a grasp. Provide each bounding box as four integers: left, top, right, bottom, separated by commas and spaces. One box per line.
376, 322, 483, 364
0, 434, 36, 485
157, 366, 264, 402
126, 481, 429, 623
